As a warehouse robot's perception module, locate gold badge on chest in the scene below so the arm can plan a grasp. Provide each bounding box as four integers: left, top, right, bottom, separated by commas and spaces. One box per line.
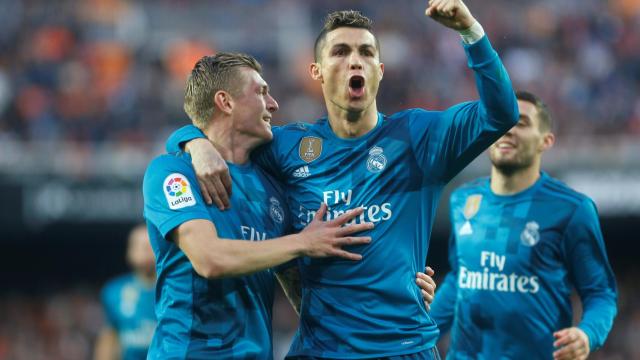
299, 136, 323, 163
463, 194, 482, 220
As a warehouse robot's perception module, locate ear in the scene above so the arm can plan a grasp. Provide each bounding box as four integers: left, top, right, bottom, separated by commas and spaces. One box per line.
540, 132, 555, 152
379, 62, 384, 80
213, 90, 233, 115
309, 62, 322, 82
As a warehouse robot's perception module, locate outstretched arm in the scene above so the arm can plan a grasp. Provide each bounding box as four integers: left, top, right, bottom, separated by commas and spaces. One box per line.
174, 204, 374, 279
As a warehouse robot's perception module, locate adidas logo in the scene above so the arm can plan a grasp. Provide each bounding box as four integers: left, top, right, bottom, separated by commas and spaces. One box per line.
293, 166, 310, 178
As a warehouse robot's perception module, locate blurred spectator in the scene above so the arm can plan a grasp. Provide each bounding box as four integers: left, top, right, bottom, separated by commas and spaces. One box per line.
93, 224, 156, 360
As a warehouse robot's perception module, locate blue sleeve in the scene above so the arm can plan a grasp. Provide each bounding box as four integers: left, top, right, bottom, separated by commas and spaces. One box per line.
562, 199, 618, 351
165, 125, 206, 153
430, 231, 459, 337
143, 156, 212, 238
409, 35, 519, 182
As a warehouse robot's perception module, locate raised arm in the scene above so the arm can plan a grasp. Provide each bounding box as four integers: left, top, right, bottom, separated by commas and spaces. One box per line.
410, 0, 519, 182
553, 199, 617, 360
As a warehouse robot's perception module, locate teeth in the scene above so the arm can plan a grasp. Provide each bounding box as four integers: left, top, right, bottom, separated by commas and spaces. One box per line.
497, 143, 514, 149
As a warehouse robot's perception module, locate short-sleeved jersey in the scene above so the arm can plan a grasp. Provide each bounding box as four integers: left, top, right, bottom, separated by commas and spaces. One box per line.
143, 152, 290, 360
166, 35, 518, 358
430, 173, 618, 359
101, 273, 156, 360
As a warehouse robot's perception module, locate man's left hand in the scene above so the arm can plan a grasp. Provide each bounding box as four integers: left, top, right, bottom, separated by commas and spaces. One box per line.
553, 327, 590, 360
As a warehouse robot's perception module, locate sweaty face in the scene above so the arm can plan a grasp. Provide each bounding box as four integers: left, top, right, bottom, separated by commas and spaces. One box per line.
489, 100, 547, 173
315, 27, 384, 114
232, 68, 279, 143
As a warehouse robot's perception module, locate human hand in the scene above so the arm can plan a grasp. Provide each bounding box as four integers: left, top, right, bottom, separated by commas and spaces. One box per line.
300, 203, 373, 261
425, 0, 477, 31
553, 327, 590, 360
416, 266, 436, 310
186, 138, 232, 209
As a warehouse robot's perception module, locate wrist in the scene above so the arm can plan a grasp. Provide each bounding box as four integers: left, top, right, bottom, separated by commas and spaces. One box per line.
458, 20, 484, 44
185, 138, 210, 153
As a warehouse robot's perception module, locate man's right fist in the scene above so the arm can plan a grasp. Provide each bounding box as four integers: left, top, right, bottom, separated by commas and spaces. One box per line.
425, 0, 477, 31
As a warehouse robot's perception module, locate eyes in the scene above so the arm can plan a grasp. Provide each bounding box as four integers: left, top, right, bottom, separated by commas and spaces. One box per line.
331, 45, 376, 57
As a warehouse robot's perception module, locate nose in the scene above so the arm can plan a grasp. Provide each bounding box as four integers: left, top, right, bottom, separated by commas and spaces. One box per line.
267, 94, 279, 113
349, 52, 363, 70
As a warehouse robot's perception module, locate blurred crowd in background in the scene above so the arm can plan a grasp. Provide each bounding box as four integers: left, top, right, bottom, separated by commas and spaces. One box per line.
1, 0, 640, 144
1, 0, 639, 359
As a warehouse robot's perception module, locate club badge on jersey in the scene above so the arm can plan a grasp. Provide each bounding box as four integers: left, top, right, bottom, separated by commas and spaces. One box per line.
269, 197, 284, 224
520, 221, 540, 246
299, 136, 323, 163
366, 146, 387, 173
163, 173, 196, 210
459, 194, 482, 236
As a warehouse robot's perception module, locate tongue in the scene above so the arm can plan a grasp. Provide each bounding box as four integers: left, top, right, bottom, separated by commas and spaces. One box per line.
349, 86, 365, 98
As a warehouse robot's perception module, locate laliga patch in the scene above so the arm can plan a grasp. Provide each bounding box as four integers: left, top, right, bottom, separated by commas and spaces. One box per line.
299, 136, 322, 163
163, 173, 196, 210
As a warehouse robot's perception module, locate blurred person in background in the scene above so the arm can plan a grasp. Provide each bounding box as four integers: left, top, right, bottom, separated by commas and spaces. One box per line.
143, 52, 376, 359
94, 224, 156, 360
166, 0, 519, 358
427, 91, 618, 360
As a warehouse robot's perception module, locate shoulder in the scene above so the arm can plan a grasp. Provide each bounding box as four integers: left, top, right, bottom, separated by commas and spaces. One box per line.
452, 177, 489, 198
145, 153, 193, 175
539, 174, 593, 208
386, 108, 435, 122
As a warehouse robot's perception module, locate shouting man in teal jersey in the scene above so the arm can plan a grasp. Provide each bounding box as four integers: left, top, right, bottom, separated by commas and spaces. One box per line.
143, 52, 376, 359
166, 1, 519, 358
427, 92, 617, 360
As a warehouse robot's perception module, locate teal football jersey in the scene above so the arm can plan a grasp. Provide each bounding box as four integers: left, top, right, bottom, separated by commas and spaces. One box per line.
101, 273, 156, 360
143, 152, 290, 359
431, 173, 617, 359
166, 35, 519, 358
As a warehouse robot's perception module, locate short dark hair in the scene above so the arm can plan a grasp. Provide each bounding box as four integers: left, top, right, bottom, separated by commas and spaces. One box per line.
184, 52, 262, 129
515, 90, 553, 132
314, 10, 378, 62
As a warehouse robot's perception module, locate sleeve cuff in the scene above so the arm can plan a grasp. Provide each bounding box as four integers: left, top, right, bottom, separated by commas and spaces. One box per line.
458, 21, 485, 45
463, 35, 497, 68
158, 211, 212, 239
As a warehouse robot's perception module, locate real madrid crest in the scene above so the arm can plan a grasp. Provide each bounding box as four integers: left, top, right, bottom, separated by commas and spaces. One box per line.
299, 136, 322, 163
366, 146, 387, 173
269, 197, 284, 224
520, 221, 540, 246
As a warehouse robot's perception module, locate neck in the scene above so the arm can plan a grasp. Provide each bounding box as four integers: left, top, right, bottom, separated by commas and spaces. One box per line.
203, 119, 256, 165
490, 162, 541, 195
326, 100, 378, 138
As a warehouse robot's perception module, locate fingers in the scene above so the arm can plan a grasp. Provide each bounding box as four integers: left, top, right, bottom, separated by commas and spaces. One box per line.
196, 178, 214, 206
211, 176, 231, 210
335, 236, 372, 247
336, 221, 374, 236
221, 171, 233, 197
421, 289, 433, 309
331, 207, 365, 226
425, 266, 435, 276
553, 341, 585, 360
416, 275, 435, 295
314, 203, 328, 222
553, 330, 573, 348
333, 249, 363, 261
